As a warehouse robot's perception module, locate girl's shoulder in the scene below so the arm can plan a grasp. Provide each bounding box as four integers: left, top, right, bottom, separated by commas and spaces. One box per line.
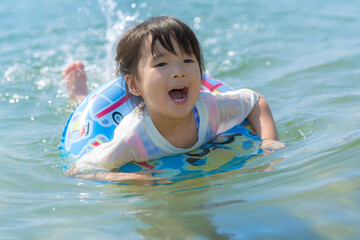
200, 88, 258, 102
114, 109, 148, 135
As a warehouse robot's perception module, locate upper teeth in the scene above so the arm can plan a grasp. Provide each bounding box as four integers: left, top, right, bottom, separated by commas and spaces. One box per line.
174, 87, 183, 90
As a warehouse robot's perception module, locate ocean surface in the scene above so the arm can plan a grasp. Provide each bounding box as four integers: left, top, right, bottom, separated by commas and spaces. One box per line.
1, 0, 360, 239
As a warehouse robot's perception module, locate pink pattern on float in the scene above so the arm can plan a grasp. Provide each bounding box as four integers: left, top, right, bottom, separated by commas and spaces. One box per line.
95, 94, 129, 119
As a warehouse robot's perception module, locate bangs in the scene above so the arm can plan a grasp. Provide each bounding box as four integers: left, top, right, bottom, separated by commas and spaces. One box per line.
145, 17, 203, 73
150, 30, 195, 57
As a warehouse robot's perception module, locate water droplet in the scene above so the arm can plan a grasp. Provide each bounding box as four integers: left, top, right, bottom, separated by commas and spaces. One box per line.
194, 17, 201, 23
298, 129, 306, 139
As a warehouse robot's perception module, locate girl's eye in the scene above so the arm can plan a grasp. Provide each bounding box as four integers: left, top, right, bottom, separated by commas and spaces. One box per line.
154, 62, 167, 67
184, 59, 194, 63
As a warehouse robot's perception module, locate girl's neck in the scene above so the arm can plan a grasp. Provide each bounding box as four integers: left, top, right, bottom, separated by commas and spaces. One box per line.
148, 109, 198, 149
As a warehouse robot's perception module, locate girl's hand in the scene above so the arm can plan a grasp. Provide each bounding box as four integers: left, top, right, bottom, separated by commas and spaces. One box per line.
65, 165, 79, 176
261, 139, 286, 153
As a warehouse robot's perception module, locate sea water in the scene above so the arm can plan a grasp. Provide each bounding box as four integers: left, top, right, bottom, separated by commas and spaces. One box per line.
1, 0, 359, 239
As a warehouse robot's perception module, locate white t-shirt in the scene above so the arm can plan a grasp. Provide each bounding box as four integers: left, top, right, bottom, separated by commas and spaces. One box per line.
75, 89, 259, 173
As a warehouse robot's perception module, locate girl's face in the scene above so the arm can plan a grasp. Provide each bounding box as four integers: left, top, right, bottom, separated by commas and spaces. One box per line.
126, 36, 201, 123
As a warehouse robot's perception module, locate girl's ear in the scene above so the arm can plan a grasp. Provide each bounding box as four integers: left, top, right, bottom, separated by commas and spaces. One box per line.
125, 74, 141, 96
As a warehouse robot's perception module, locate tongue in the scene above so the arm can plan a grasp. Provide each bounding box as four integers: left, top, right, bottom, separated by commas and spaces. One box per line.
169, 89, 184, 100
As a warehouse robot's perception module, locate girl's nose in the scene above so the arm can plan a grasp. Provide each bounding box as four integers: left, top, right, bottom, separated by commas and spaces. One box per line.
171, 62, 187, 79
172, 72, 186, 79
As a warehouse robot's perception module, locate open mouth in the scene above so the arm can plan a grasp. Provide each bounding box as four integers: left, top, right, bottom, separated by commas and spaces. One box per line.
168, 87, 188, 103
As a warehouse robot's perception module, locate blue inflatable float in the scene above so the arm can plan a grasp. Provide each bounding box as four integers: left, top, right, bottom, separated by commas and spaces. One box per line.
59, 76, 262, 178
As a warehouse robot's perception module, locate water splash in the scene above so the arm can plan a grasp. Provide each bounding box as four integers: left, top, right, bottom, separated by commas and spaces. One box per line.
97, 0, 140, 77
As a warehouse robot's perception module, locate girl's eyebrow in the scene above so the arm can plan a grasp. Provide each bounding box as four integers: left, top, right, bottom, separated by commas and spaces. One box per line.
152, 51, 193, 61
153, 52, 165, 60
152, 51, 171, 61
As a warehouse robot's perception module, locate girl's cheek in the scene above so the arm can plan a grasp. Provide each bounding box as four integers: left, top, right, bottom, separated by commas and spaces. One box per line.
151, 69, 167, 79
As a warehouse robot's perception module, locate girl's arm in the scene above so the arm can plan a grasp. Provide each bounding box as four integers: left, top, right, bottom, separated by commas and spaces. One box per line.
65, 143, 160, 183
65, 165, 167, 185
247, 93, 285, 152
65, 165, 162, 185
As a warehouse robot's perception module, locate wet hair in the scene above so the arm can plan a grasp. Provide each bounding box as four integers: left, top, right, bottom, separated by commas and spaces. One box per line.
115, 16, 204, 108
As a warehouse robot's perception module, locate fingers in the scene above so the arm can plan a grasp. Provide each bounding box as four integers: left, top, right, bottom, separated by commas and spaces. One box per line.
65, 165, 79, 176
261, 139, 286, 153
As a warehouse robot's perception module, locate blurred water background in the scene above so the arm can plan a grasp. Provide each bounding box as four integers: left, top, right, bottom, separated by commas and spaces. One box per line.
1, 0, 359, 239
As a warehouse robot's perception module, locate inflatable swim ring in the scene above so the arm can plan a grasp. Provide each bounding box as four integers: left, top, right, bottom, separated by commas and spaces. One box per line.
59, 76, 262, 179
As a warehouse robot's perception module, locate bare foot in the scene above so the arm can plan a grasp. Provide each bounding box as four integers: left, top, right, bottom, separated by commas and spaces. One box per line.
62, 60, 88, 104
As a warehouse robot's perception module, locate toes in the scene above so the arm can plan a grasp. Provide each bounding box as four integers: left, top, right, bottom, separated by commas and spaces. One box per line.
62, 62, 76, 78
62, 61, 84, 78
74, 60, 84, 69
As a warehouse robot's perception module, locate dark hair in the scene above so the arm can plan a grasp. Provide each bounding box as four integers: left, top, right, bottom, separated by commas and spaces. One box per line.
115, 16, 204, 108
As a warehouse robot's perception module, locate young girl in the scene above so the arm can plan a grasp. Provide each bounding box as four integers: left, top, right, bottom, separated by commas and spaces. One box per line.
63, 16, 284, 181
